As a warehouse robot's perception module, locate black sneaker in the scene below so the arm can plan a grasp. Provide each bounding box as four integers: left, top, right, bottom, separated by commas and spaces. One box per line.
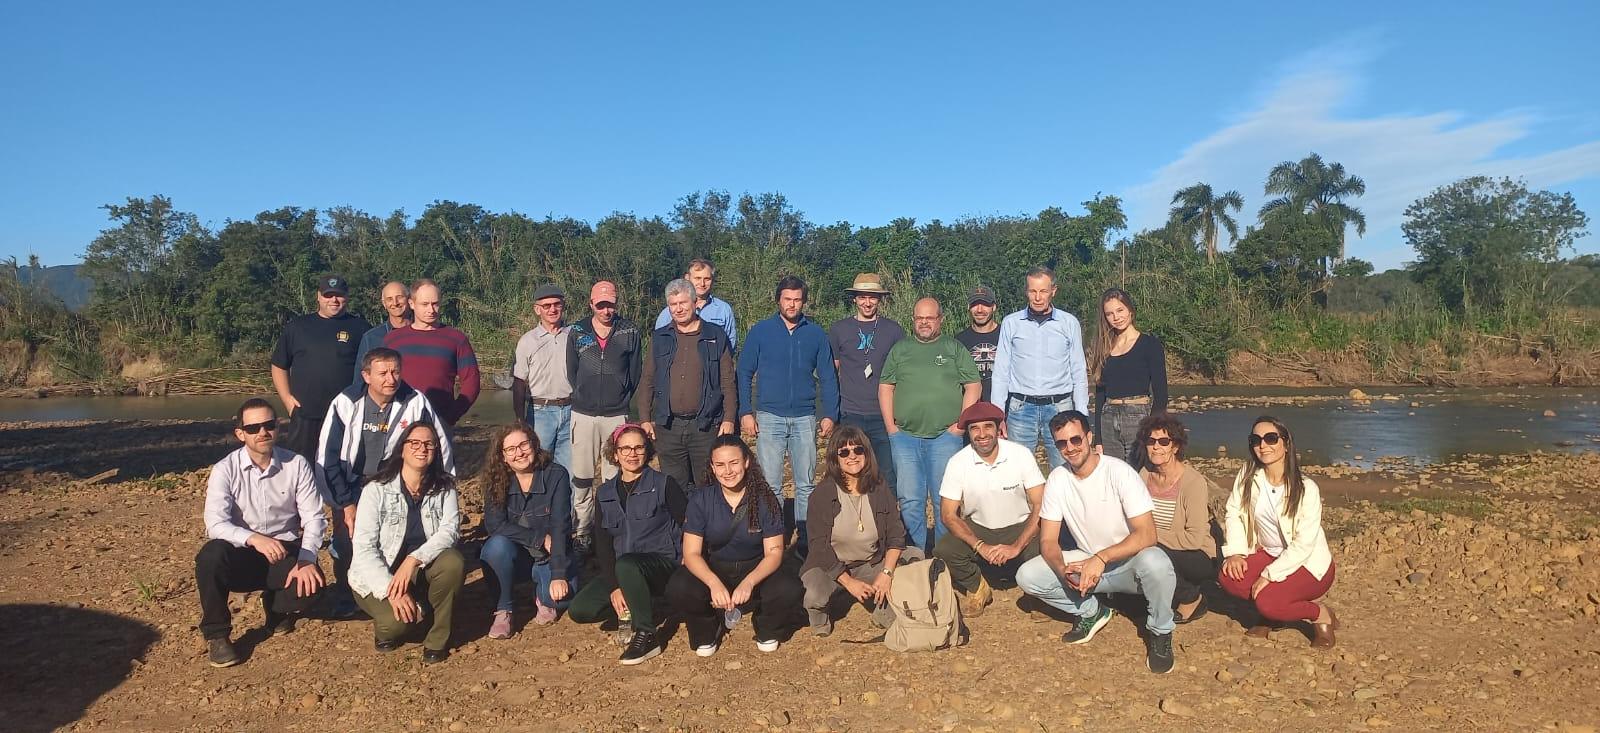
265, 615, 295, 637
421, 648, 449, 665
1147, 631, 1175, 674
1061, 606, 1114, 645
374, 638, 402, 653
207, 637, 240, 668
619, 629, 661, 666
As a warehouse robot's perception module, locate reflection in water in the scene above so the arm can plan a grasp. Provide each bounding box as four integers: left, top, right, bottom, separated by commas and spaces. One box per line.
0, 388, 1595, 467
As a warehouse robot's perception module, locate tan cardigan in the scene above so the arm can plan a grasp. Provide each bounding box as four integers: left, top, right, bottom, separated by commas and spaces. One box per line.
1139, 464, 1216, 557
1221, 467, 1333, 582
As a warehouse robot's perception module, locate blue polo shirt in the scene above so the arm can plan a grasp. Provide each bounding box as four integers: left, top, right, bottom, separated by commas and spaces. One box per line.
684, 486, 784, 562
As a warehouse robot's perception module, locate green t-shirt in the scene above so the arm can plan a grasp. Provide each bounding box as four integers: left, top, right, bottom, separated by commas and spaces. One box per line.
880, 335, 980, 437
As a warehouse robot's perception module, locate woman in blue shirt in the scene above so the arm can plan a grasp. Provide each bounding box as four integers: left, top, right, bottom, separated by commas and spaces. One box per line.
665, 434, 803, 655
477, 423, 576, 639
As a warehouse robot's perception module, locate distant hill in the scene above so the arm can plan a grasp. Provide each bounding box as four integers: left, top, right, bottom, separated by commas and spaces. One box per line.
17, 264, 91, 311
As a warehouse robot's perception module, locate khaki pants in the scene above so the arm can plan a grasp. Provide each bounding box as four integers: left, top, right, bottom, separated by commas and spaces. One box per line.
801, 547, 925, 630
570, 412, 627, 538
353, 548, 464, 651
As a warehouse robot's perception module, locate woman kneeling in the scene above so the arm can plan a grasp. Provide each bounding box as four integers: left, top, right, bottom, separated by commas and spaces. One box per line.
1219, 416, 1338, 647
349, 422, 463, 664
801, 425, 919, 636
479, 423, 576, 639
666, 435, 803, 655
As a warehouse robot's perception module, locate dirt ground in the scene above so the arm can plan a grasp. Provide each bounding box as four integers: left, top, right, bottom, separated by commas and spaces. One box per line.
2, 417, 1599, 733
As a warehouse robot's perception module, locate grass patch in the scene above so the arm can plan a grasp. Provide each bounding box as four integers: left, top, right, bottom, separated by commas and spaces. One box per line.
1378, 496, 1494, 520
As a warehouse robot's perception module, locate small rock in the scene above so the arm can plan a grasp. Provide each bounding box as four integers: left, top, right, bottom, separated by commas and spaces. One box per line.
556, 651, 571, 663
1421, 705, 1446, 716
1159, 698, 1196, 718
861, 691, 881, 705
1353, 687, 1382, 701
449, 723, 467, 732
1543, 409, 1557, 418
1349, 388, 1370, 401
299, 693, 321, 709
724, 661, 743, 671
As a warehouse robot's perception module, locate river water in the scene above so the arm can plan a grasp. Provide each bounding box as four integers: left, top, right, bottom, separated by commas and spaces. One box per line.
1, 387, 1595, 468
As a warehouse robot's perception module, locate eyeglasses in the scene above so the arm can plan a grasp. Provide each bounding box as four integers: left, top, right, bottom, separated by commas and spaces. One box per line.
1248, 432, 1283, 448
404, 439, 436, 452
1144, 436, 1174, 447
912, 316, 941, 322
535, 301, 564, 310
835, 445, 867, 458
501, 440, 532, 455
1054, 436, 1086, 451
615, 445, 646, 454
239, 420, 277, 435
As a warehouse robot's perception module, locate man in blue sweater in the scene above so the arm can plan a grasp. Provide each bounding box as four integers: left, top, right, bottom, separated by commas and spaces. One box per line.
737, 275, 839, 547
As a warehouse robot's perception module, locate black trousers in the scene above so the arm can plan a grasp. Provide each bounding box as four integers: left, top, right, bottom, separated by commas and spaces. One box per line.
195, 539, 323, 640
1160, 544, 1217, 605
665, 556, 803, 646
655, 416, 717, 489
280, 410, 324, 462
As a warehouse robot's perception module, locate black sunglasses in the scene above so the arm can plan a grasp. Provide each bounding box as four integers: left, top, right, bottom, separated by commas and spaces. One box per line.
835, 445, 867, 458
239, 420, 277, 435
1144, 436, 1174, 447
1053, 436, 1086, 451
1248, 431, 1283, 447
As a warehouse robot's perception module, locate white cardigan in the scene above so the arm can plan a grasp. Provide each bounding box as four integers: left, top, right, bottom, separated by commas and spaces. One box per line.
1221, 468, 1333, 582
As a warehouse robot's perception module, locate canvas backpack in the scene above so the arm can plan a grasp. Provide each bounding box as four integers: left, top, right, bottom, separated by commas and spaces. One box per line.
884, 558, 963, 652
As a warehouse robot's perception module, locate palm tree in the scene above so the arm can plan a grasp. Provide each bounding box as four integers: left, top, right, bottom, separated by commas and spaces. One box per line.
1258, 153, 1367, 262
1169, 183, 1244, 265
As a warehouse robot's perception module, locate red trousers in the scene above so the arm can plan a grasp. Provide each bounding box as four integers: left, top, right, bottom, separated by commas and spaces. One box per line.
1218, 549, 1334, 622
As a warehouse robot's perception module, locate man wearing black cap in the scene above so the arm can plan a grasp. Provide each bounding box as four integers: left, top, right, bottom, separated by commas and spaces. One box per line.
271, 275, 371, 460
932, 401, 1046, 617
955, 285, 1000, 403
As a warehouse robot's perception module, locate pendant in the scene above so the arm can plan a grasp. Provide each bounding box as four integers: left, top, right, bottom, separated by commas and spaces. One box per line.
857, 520, 865, 532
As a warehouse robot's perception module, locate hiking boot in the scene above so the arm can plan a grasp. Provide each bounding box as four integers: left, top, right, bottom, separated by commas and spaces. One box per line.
1061, 605, 1114, 645
421, 647, 449, 665
533, 600, 558, 626
206, 637, 240, 668
488, 610, 513, 639
1146, 632, 1175, 674
619, 629, 661, 665
960, 575, 993, 618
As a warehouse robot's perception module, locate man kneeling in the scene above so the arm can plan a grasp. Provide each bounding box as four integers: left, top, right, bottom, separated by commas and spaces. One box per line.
196, 398, 327, 667
1017, 411, 1178, 674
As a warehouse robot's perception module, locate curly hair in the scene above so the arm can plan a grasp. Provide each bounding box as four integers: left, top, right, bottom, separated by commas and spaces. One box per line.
477, 422, 550, 507
603, 424, 656, 467
1135, 412, 1189, 461
708, 434, 782, 532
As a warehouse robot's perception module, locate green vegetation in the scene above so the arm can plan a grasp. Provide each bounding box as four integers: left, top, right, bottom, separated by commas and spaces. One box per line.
1377, 496, 1495, 520
1, 155, 1595, 390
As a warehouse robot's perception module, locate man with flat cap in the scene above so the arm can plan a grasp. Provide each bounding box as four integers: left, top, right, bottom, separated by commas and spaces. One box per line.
932, 400, 1046, 617
271, 274, 371, 460
828, 272, 904, 492
513, 283, 574, 471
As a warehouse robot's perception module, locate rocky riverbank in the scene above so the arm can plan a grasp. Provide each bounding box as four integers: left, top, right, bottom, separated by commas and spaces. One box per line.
1, 419, 1598, 732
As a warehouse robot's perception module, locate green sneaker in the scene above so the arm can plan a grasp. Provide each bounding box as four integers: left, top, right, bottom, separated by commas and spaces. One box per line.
1061, 606, 1114, 645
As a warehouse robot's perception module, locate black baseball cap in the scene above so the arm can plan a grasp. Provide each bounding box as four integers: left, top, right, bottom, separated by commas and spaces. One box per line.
968, 285, 996, 306
318, 275, 349, 296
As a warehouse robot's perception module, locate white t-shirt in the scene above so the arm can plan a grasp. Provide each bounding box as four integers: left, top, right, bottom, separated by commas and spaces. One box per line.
939, 439, 1046, 530
1041, 455, 1153, 555
1253, 482, 1287, 556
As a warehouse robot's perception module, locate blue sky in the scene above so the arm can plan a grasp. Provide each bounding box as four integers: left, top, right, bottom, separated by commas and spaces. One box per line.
3, 2, 1597, 271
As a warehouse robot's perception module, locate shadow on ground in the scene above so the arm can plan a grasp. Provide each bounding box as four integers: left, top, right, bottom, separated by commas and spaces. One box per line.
0, 603, 160, 733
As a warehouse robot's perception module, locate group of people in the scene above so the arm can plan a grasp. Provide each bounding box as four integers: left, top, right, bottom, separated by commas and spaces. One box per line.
195, 260, 1338, 674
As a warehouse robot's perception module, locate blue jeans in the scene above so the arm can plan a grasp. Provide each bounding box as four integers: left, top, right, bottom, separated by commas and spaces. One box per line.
754, 412, 818, 539
1006, 395, 1077, 469
841, 412, 896, 490
526, 404, 573, 471
1016, 545, 1177, 634
480, 535, 577, 613
888, 430, 964, 552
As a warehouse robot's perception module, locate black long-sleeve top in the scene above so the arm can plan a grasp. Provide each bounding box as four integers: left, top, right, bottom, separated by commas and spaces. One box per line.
1096, 333, 1169, 414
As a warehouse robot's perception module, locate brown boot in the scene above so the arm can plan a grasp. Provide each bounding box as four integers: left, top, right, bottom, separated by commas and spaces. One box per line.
1311, 605, 1338, 648
960, 576, 993, 618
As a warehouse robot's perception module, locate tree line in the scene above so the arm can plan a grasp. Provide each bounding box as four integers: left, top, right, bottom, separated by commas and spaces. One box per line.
2, 153, 1594, 388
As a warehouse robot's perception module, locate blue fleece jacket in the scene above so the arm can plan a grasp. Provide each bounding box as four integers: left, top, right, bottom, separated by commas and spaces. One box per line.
736, 312, 839, 420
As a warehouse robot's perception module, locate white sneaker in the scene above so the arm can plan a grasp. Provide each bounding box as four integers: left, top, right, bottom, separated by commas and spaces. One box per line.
694, 642, 720, 657
755, 639, 780, 653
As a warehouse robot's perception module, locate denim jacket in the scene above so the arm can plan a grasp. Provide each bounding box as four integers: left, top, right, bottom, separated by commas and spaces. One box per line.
349, 473, 461, 599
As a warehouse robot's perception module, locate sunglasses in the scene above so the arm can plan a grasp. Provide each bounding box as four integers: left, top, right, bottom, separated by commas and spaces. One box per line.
835, 445, 867, 458
239, 420, 277, 435
1248, 431, 1284, 447
592, 302, 617, 310
1144, 436, 1174, 447
1053, 436, 1086, 451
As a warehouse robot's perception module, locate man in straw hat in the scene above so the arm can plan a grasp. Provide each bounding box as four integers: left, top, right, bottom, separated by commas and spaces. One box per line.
828, 272, 905, 492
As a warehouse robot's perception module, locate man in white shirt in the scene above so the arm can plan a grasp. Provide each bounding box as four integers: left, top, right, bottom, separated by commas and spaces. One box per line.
932, 401, 1045, 617
195, 398, 327, 668
1016, 410, 1178, 674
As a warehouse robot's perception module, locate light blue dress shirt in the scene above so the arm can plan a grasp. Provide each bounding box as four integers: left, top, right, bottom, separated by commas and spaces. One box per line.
989, 307, 1089, 412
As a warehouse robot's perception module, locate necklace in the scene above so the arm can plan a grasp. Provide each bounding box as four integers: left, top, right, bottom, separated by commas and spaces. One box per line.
843, 490, 868, 532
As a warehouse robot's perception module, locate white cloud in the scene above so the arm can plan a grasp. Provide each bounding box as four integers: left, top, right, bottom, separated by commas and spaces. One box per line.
1123, 41, 1600, 270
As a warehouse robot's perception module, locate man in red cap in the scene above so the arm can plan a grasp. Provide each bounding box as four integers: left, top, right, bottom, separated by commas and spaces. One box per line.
567, 280, 643, 554
931, 400, 1046, 617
